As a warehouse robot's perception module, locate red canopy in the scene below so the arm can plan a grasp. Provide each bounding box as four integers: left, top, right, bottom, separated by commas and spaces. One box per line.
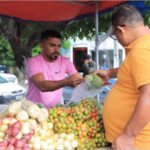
0, 1, 127, 22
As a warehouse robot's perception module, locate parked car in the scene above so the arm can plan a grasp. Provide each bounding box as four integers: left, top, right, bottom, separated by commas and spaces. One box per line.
0, 76, 26, 104
0, 65, 8, 73
0, 73, 18, 84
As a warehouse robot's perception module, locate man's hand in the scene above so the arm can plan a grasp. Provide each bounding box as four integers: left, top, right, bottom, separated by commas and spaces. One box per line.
112, 132, 135, 150
94, 68, 119, 83
94, 70, 110, 83
66, 74, 85, 87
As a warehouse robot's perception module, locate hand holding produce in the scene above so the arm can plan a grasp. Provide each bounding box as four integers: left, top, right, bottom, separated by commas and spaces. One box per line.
86, 74, 104, 88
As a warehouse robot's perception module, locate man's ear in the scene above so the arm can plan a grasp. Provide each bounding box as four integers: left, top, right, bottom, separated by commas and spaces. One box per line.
117, 26, 125, 34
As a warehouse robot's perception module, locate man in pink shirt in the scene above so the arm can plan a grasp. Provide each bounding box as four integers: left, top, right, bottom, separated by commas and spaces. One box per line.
26, 30, 84, 108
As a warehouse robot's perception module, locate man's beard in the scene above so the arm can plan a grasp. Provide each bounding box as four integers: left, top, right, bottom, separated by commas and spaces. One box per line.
47, 52, 60, 61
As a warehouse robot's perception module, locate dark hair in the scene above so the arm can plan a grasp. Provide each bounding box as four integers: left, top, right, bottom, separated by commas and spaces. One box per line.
84, 54, 91, 59
112, 4, 143, 28
40, 30, 62, 41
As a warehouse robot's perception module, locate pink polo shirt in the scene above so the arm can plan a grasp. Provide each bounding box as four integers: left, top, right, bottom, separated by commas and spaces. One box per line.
26, 54, 77, 108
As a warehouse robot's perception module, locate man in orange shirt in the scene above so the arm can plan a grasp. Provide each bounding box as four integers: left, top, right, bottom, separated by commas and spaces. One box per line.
95, 4, 150, 150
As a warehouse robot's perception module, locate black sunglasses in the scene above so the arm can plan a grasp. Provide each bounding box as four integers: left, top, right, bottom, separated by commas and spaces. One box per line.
110, 24, 126, 40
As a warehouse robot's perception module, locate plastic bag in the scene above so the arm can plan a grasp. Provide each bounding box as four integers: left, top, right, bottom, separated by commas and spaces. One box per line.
67, 80, 101, 105
0, 104, 9, 117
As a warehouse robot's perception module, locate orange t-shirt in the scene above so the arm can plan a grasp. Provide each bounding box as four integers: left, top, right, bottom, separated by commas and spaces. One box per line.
103, 34, 150, 149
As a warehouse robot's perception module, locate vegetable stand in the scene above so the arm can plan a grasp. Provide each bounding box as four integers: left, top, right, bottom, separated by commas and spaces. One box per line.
0, 98, 109, 149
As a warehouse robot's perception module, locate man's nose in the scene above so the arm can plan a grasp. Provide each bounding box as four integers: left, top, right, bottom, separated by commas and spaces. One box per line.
54, 46, 60, 52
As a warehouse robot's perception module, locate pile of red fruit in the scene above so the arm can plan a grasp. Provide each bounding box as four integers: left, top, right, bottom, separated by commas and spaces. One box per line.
48, 98, 109, 150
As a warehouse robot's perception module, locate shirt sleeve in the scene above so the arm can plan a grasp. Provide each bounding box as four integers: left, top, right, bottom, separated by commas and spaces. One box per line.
64, 58, 77, 75
129, 49, 150, 89
26, 57, 43, 79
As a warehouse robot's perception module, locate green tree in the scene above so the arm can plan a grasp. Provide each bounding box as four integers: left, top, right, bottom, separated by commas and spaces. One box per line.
0, 36, 15, 66
0, 17, 68, 69
144, 1, 150, 26
0, 10, 112, 70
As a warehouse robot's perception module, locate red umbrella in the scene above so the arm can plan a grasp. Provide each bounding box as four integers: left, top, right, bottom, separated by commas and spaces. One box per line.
0, 1, 127, 22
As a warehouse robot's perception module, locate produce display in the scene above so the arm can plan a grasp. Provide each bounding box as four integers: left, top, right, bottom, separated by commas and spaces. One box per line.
0, 98, 109, 150
0, 100, 78, 150
49, 98, 109, 150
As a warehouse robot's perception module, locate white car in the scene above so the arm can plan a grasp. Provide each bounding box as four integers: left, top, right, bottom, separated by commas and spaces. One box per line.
0, 75, 25, 104
0, 73, 18, 84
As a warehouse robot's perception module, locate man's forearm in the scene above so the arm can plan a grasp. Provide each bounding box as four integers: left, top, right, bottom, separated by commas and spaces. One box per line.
39, 73, 82, 92
40, 79, 67, 92
108, 68, 119, 78
124, 91, 150, 138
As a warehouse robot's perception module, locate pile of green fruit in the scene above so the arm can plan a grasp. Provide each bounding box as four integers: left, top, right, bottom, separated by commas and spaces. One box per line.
48, 98, 109, 150
85, 74, 103, 88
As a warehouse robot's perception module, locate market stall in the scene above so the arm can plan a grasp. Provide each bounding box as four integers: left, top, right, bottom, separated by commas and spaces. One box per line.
0, 1, 148, 149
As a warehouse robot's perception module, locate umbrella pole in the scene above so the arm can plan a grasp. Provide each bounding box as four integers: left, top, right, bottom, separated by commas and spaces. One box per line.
95, 2, 99, 70
95, 2, 100, 103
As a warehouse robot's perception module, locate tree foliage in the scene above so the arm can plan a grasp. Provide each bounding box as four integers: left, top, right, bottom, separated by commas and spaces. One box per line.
0, 36, 15, 66
144, 0, 150, 27
64, 12, 111, 40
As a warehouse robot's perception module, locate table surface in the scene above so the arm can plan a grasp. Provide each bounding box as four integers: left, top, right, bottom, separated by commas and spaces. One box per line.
96, 148, 111, 150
